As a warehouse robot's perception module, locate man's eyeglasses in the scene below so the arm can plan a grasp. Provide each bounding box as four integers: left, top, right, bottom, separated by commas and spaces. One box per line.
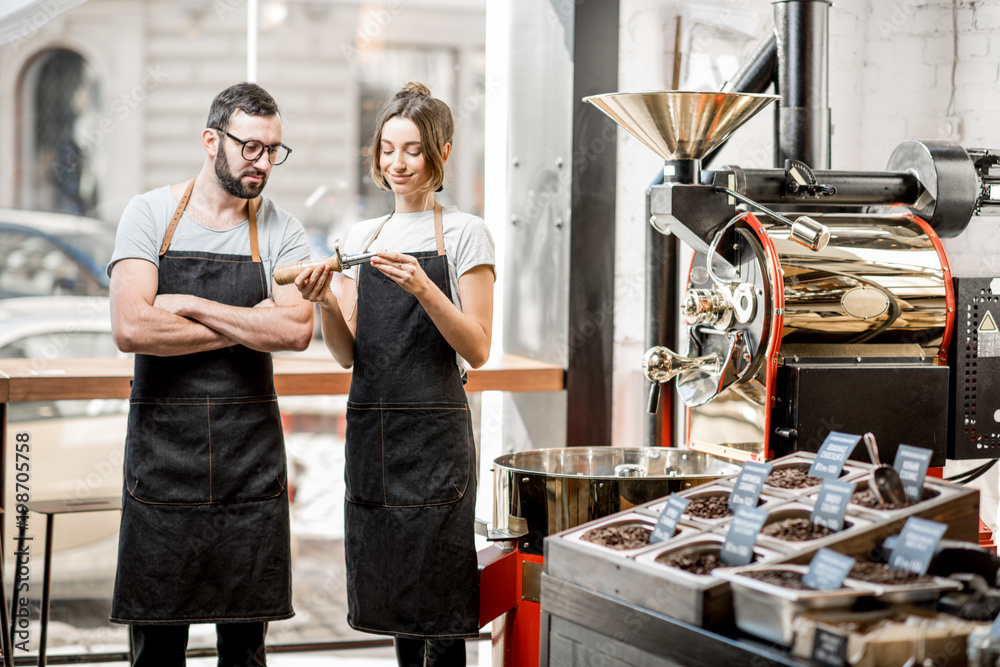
212, 128, 292, 165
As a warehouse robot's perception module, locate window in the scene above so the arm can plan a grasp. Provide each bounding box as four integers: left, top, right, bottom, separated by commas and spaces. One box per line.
19, 49, 101, 215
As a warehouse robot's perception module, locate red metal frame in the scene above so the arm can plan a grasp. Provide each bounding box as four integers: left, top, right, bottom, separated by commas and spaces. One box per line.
479, 546, 543, 667
907, 214, 956, 365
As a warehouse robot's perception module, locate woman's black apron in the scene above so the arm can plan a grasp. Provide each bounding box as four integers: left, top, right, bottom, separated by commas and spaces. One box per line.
345, 205, 480, 639
111, 180, 293, 625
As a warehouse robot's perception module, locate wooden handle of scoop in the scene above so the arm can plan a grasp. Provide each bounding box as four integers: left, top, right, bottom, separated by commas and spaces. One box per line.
273, 255, 344, 285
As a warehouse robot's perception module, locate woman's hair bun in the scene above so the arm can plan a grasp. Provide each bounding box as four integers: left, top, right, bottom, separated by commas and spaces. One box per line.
397, 81, 432, 99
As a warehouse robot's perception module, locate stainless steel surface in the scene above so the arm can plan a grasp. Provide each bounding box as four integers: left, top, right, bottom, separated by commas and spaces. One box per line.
861, 573, 962, 605
715, 186, 830, 251
582, 91, 779, 162
680, 214, 949, 457
522, 560, 544, 603
788, 215, 829, 251
717, 564, 879, 646
642, 345, 721, 385
771, 215, 949, 344
492, 447, 741, 554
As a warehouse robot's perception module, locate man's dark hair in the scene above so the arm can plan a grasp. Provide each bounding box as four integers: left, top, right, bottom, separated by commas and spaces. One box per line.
206, 82, 280, 132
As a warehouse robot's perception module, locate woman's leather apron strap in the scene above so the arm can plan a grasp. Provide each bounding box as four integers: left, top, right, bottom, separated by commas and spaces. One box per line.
362, 204, 444, 256
362, 211, 394, 253
433, 203, 444, 256
158, 178, 262, 264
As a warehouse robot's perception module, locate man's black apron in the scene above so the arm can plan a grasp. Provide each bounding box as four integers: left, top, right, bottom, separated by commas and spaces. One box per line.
111, 180, 293, 625
345, 205, 479, 639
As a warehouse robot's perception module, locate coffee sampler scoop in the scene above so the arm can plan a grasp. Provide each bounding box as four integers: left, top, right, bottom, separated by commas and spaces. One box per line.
864, 432, 908, 508
272, 240, 376, 286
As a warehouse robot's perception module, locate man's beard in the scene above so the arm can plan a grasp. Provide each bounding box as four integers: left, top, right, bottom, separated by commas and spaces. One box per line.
215, 147, 268, 199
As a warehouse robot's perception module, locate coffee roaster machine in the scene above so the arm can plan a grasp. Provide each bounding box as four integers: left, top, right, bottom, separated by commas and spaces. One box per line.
588, 89, 1000, 470
482, 2, 1000, 666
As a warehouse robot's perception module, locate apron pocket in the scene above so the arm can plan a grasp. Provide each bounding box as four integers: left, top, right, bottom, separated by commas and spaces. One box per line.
346, 401, 471, 507
209, 395, 287, 502
126, 399, 213, 504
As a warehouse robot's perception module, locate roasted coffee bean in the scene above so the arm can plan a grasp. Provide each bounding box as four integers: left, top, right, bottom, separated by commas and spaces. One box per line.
851, 488, 914, 510
761, 517, 833, 541
686, 494, 733, 519
741, 569, 819, 590
765, 466, 823, 489
848, 561, 934, 585
580, 525, 651, 550
656, 550, 724, 575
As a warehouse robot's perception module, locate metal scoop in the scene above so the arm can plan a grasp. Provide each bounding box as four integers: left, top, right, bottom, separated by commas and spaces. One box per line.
863, 432, 908, 507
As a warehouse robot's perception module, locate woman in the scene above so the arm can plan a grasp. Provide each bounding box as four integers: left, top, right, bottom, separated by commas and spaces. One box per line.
295, 82, 495, 666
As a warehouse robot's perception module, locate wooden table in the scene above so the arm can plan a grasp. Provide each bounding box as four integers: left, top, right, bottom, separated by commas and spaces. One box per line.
0, 352, 565, 402
0, 351, 564, 558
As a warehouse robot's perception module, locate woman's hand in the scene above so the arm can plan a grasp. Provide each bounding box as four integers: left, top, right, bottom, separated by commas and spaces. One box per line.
370, 251, 432, 296
294, 262, 336, 306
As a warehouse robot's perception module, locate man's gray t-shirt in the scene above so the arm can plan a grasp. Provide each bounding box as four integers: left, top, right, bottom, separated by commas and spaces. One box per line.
107, 185, 311, 293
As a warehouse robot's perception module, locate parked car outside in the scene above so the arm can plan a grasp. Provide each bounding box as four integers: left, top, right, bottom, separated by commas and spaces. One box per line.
0, 296, 128, 601
0, 296, 323, 608
0, 208, 115, 299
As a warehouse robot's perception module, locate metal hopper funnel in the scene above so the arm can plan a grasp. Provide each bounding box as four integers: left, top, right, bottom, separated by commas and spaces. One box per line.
583, 91, 779, 162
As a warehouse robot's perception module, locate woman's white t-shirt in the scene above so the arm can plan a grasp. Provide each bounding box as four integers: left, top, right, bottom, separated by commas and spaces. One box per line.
341, 205, 495, 372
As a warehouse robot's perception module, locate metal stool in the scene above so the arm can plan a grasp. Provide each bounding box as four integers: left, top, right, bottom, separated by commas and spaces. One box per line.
10, 497, 122, 666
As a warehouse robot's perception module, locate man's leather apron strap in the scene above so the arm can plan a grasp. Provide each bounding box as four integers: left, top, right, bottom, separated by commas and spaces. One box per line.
159, 178, 261, 263
159, 179, 195, 256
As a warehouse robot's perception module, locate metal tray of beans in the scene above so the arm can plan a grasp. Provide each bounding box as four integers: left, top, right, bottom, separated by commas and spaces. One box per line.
715, 452, 869, 499
543, 451, 980, 631
632, 531, 789, 579
845, 560, 962, 604
640, 482, 787, 528
716, 564, 882, 646
811, 475, 960, 516
544, 512, 723, 626
753, 501, 875, 552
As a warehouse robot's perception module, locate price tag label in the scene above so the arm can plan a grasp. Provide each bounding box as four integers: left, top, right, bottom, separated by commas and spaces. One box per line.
803, 548, 855, 591
809, 431, 861, 479
720, 506, 768, 566
893, 444, 933, 502
888, 517, 947, 574
649, 494, 690, 544
810, 479, 855, 532
728, 461, 773, 512
812, 627, 849, 667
